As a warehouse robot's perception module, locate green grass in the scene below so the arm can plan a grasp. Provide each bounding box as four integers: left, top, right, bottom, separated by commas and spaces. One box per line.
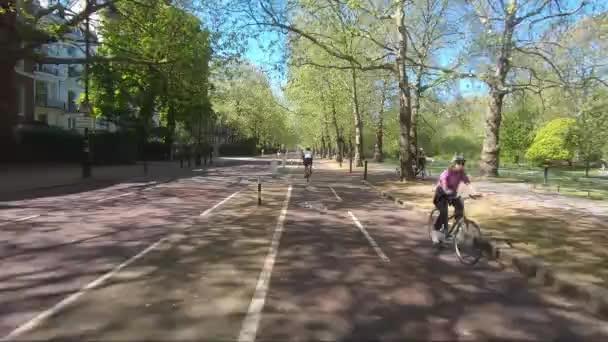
375, 158, 608, 200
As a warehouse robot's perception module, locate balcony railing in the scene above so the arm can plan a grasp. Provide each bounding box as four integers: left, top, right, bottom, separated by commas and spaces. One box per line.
35, 96, 66, 110
35, 64, 66, 77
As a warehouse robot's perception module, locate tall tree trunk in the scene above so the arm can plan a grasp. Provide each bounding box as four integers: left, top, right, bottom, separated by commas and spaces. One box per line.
331, 101, 343, 164
350, 65, 364, 167
480, 90, 504, 176
480, 16, 514, 177
374, 116, 384, 163
140, 100, 155, 175
374, 79, 387, 163
323, 114, 332, 160
396, 5, 415, 180
410, 74, 422, 163
167, 104, 176, 160
320, 134, 327, 159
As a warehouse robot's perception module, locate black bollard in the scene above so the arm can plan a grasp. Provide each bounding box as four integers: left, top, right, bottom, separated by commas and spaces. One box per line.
349, 157, 353, 174
364, 160, 368, 180
257, 177, 262, 205
544, 166, 549, 185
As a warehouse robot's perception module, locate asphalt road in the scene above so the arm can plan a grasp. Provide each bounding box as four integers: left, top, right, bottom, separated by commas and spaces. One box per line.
1, 159, 607, 341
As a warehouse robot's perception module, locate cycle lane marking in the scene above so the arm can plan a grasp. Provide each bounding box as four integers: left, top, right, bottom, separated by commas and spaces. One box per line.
348, 211, 390, 263
1, 189, 241, 341
0, 215, 41, 228
329, 186, 342, 202
238, 185, 292, 342
95, 192, 134, 203
201, 191, 240, 216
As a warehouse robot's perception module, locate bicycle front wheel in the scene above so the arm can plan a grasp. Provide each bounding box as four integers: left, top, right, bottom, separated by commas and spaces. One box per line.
453, 219, 482, 265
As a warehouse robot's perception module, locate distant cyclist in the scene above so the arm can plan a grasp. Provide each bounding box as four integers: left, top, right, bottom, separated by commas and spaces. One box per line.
432, 153, 479, 245
303, 147, 313, 177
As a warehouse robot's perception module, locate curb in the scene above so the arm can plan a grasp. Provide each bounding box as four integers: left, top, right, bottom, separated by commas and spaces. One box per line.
362, 179, 608, 319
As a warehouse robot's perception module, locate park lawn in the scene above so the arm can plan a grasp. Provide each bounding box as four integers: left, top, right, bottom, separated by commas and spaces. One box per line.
380, 158, 608, 200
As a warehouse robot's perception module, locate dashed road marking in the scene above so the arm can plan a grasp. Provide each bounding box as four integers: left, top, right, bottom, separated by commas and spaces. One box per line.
95, 192, 133, 203
348, 211, 390, 262
200, 191, 240, 216
1, 191, 243, 341
329, 186, 342, 202
0, 214, 41, 227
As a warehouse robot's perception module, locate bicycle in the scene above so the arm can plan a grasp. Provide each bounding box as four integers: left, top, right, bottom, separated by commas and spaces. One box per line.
304, 164, 312, 182
428, 194, 483, 265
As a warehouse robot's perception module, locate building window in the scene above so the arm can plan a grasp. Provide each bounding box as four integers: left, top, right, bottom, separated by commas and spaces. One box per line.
68, 90, 77, 112
35, 81, 48, 106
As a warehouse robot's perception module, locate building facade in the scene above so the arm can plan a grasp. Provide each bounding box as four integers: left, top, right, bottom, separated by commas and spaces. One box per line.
16, 0, 116, 134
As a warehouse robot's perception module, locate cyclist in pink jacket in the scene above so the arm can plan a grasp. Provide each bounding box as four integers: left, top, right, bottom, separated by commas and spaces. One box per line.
432, 154, 478, 244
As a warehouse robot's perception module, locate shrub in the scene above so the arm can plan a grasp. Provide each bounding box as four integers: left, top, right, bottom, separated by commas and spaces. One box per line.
525, 118, 576, 165
14, 124, 83, 162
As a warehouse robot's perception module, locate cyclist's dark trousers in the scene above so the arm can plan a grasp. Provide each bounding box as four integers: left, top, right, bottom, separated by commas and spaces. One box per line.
433, 186, 463, 231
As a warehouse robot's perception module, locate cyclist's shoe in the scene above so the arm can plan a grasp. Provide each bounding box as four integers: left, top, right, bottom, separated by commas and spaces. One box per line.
431, 230, 444, 246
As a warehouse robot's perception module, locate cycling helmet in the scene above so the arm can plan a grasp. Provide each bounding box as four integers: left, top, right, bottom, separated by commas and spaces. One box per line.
452, 153, 466, 163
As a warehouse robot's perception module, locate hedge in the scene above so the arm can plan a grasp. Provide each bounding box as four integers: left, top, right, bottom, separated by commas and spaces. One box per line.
13, 124, 83, 162
90, 131, 138, 165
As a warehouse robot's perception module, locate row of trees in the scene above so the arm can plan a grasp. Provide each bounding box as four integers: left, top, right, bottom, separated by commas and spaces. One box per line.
205, 0, 607, 179
2, 0, 292, 160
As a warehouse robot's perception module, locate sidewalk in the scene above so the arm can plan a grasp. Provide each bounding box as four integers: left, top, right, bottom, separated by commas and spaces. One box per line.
0, 161, 198, 199
322, 159, 608, 289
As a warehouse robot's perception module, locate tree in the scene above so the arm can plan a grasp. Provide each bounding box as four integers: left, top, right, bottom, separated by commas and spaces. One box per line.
500, 96, 537, 164
212, 63, 293, 148
88, 0, 212, 168
212, 0, 470, 179
464, 0, 591, 176
571, 90, 608, 176
525, 118, 576, 165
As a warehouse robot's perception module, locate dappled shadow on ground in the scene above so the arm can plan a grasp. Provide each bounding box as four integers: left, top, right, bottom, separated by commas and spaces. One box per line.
359, 167, 608, 289
477, 205, 608, 287
256, 183, 608, 341
0, 162, 206, 202
8, 186, 288, 341
0, 178, 259, 336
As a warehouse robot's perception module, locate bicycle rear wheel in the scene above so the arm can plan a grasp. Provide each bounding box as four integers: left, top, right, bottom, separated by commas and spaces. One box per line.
453, 219, 482, 265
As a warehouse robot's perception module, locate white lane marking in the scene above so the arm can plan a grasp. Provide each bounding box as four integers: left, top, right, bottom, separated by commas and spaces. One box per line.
0, 215, 41, 227
200, 191, 240, 216
2, 191, 242, 341
14, 214, 40, 222
348, 211, 390, 262
238, 185, 292, 342
95, 192, 133, 203
329, 186, 342, 202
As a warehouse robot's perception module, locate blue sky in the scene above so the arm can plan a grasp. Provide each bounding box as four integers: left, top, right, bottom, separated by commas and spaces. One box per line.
244, 31, 487, 99
244, 31, 287, 96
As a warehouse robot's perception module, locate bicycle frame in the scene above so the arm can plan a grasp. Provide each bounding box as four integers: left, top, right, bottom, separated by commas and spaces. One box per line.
441, 196, 471, 238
